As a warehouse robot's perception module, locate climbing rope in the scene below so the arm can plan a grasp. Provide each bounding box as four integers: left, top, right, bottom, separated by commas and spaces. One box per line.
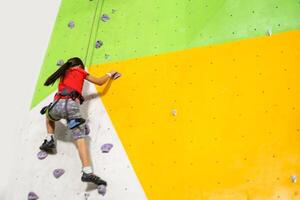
83, 0, 106, 68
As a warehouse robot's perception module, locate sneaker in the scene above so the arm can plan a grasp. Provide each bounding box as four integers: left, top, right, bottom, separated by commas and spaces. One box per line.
39, 136, 56, 153
81, 172, 107, 186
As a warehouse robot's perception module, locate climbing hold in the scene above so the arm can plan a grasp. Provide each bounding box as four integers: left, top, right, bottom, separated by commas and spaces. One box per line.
85, 124, 90, 135
68, 20, 75, 29
291, 175, 298, 183
112, 72, 121, 80
56, 59, 64, 67
101, 143, 113, 153
53, 169, 65, 178
171, 109, 177, 116
28, 192, 39, 200
104, 54, 110, 59
84, 192, 90, 200
101, 14, 110, 22
95, 40, 103, 48
37, 151, 48, 160
97, 185, 107, 196
267, 28, 272, 36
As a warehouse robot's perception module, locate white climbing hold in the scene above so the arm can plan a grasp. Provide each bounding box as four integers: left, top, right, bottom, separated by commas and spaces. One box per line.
95, 40, 103, 48
57, 59, 64, 66
171, 109, 177, 116
68, 20, 75, 29
291, 175, 298, 183
97, 185, 107, 195
267, 28, 272, 36
28, 192, 39, 200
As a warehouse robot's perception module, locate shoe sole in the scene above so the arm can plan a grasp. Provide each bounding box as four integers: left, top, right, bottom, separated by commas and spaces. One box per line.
81, 178, 107, 186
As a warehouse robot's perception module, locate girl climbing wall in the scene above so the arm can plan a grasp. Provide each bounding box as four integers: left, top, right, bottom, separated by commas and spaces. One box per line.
39, 57, 120, 187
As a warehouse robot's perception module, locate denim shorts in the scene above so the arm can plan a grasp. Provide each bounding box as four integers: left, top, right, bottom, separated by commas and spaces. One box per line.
48, 99, 87, 140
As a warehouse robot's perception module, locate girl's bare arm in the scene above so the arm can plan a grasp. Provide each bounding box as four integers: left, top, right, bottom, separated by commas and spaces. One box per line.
85, 72, 116, 86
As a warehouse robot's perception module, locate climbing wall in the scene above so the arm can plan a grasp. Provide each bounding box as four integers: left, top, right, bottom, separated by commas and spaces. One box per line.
14, 0, 300, 199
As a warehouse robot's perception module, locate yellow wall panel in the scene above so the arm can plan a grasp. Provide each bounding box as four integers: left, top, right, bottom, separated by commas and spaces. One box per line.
89, 30, 300, 199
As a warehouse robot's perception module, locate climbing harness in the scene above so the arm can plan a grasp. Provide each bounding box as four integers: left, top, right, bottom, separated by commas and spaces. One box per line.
40, 87, 85, 121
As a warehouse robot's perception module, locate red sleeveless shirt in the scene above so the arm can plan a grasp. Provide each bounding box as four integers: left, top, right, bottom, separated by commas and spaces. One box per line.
54, 67, 89, 100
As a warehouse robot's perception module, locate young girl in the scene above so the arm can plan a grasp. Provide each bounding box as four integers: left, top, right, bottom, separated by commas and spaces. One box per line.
40, 57, 118, 186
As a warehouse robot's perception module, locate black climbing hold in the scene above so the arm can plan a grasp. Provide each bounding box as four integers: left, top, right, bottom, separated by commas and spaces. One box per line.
28, 192, 39, 200
101, 14, 110, 22
68, 21, 75, 29
95, 40, 103, 48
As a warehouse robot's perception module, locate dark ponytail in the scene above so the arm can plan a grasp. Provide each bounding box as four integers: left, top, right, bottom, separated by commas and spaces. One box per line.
44, 57, 85, 86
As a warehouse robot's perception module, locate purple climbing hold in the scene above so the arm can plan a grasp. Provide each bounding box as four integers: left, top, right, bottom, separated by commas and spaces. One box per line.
112, 72, 121, 80
101, 143, 113, 153
95, 40, 103, 48
85, 124, 90, 135
37, 151, 48, 160
57, 59, 64, 66
28, 192, 39, 200
97, 185, 107, 196
53, 169, 65, 179
101, 14, 110, 22
68, 20, 75, 29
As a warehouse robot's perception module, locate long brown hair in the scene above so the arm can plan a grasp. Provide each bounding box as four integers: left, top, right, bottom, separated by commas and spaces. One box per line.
44, 57, 85, 86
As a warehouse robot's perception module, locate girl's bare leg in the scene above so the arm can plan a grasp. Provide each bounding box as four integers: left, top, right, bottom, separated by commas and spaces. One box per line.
74, 138, 91, 167
46, 117, 55, 134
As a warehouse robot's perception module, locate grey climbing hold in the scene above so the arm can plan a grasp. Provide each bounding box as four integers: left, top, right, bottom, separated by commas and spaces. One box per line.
171, 109, 177, 116
53, 169, 65, 178
95, 40, 103, 48
101, 143, 113, 153
267, 28, 272, 36
112, 72, 121, 80
28, 192, 39, 200
84, 192, 90, 200
85, 124, 90, 135
68, 20, 75, 29
291, 175, 297, 183
57, 59, 64, 66
97, 185, 107, 196
37, 151, 48, 160
101, 14, 110, 22
104, 54, 110, 59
